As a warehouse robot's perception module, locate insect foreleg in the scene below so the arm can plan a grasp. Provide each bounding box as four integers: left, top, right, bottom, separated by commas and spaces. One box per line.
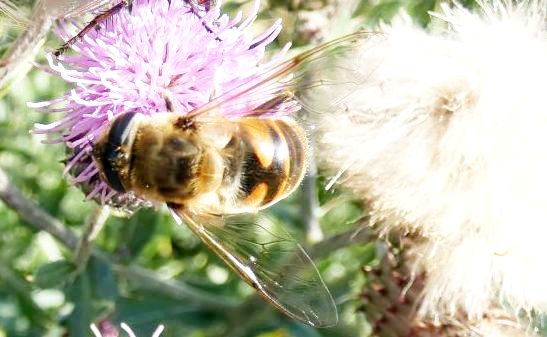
54, 0, 133, 57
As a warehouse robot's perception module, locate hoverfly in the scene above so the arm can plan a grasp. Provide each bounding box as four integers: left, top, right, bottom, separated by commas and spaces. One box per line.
89, 31, 369, 327
81, 1, 369, 325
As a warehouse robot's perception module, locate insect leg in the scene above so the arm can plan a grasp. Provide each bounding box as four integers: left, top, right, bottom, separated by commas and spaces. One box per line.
54, 0, 133, 57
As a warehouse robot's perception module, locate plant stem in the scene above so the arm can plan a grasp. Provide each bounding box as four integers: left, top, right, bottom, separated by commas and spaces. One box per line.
0, 166, 239, 311
0, 166, 376, 321
74, 205, 110, 275
300, 140, 324, 243
115, 264, 241, 310
0, 263, 50, 328
0, 167, 79, 249
308, 217, 374, 259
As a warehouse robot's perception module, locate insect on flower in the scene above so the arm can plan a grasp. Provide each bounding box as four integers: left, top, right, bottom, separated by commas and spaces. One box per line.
90, 32, 367, 326
34, 0, 370, 327
53, 0, 132, 57
53, 0, 213, 57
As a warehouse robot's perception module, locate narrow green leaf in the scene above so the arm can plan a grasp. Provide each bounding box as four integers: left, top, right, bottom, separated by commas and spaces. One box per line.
88, 256, 118, 301
65, 273, 92, 337
34, 260, 74, 289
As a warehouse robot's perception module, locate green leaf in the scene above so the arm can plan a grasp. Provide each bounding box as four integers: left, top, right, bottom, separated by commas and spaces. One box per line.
358, 243, 378, 266
65, 273, 93, 337
34, 260, 74, 289
0, 265, 50, 332
126, 208, 159, 259
115, 295, 222, 329
63, 257, 118, 336
88, 256, 118, 301
353, 0, 404, 24
407, 0, 437, 26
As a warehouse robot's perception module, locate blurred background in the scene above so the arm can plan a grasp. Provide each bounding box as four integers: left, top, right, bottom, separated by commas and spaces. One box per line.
0, 1, 476, 336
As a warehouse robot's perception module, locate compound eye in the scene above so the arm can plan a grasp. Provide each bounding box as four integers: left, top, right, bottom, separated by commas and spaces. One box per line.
99, 112, 142, 193
107, 111, 141, 149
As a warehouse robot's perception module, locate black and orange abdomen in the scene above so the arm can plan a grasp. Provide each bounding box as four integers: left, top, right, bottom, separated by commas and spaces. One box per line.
237, 118, 308, 210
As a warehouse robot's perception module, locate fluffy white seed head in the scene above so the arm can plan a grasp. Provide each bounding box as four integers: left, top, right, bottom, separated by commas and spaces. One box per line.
311, 0, 547, 319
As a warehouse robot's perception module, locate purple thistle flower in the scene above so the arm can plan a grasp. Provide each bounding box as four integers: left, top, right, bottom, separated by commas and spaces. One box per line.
31, 0, 297, 210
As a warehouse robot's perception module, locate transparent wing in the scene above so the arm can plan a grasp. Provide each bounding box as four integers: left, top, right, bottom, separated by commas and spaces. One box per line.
43, 0, 112, 18
168, 206, 338, 327
186, 31, 377, 120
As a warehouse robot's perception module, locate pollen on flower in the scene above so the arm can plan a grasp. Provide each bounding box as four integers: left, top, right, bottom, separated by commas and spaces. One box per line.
30, 0, 295, 210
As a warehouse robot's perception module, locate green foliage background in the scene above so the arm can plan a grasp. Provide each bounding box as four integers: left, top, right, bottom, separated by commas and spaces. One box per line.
0, 1, 473, 336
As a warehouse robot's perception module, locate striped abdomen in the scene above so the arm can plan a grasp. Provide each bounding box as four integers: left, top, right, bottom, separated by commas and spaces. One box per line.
235, 118, 308, 210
